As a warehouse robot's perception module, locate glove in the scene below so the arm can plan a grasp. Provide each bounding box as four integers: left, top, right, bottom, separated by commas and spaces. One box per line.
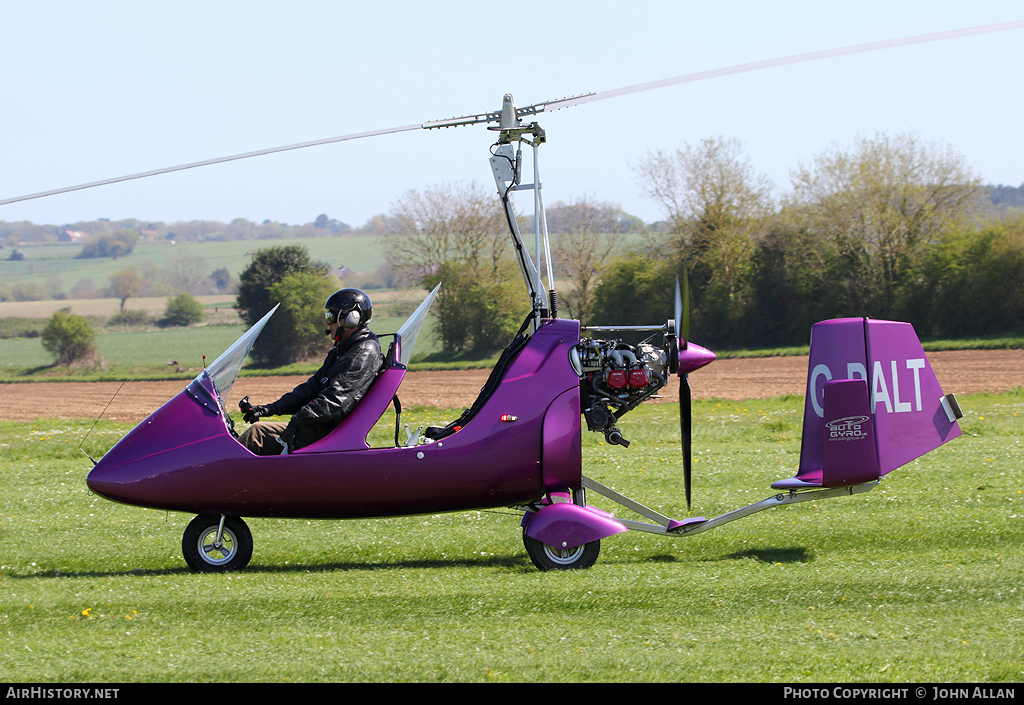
242, 404, 273, 424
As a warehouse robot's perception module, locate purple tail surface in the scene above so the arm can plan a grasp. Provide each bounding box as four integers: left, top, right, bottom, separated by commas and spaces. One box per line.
772, 318, 961, 490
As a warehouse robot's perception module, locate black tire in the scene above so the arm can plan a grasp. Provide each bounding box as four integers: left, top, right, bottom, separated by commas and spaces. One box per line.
182, 515, 253, 572
523, 532, 600, 571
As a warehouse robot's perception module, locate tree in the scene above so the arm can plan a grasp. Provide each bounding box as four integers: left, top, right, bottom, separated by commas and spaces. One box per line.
787, 131, 983, 315
46, 273, 65, 300
209, 267, 234, 292
108, 268, 146, 310
384, 182, 508, 281
41, 310, 96, 365
313, 214, 350, 233
161, 254, 209, 294
355, 214, 395, 236
541, 199, 639, 234
745, 226, 852, 347
632, 136, 775, 307
546, 197, 628, 322
910, 218, 1024, 338
612, 136, 775, 341
235, 245, 334, 366
163, 293, 205, 327
69, 277, 98, 299
589, 256, 674, 332
265, 271, 340, 362
236, 245, 330, 325
76, 229, 139, 259
384, 182, 528, 353
11, 281, 46, 302
422, 259, 529, 353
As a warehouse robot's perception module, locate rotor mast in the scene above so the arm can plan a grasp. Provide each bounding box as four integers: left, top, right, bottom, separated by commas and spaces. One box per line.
487, 94, 558, 332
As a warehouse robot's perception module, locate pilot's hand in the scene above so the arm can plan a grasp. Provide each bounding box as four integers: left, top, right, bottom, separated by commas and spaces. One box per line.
243, 404, 272, 424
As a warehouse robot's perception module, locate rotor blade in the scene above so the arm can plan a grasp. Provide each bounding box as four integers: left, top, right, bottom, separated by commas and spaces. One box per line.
0, 123, 427, 207
681, 373, 692, 510
528, 19, 1024, 114
5, 19, 1021, 208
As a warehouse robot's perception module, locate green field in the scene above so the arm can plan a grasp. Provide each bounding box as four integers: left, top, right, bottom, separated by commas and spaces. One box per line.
1, 392, 1020, 682
0, 311, 443, 379
1, 236, 388, 292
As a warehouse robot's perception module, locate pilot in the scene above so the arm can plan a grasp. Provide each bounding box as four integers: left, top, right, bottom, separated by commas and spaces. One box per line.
238, 288, 383, 455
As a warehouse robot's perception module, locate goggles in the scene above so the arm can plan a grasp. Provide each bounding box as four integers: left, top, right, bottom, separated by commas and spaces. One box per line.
324, 309, 342, 325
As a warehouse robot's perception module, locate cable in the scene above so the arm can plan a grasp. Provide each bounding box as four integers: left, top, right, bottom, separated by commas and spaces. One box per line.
79, 376, 130, 466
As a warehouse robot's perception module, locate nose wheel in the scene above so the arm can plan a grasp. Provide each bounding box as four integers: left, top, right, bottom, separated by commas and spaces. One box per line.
182, 515, 253, 572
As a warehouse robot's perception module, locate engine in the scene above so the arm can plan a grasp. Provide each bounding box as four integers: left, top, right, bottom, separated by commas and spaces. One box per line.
571, 337, 669, 447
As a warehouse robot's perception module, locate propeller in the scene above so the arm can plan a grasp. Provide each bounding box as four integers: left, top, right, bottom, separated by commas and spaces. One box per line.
681, 369, 693, 510
675, 272, 693, 509
3, 20, 1022, 207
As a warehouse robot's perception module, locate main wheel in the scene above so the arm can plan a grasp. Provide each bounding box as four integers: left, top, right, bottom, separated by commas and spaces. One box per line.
182, 515, 253, 572
523, 533, 600, 571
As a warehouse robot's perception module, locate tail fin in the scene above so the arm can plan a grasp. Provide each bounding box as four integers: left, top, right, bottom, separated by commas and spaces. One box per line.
772, 318, 961, 490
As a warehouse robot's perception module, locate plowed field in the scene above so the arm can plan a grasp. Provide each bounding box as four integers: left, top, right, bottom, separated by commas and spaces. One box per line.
2, 349, 1020, 424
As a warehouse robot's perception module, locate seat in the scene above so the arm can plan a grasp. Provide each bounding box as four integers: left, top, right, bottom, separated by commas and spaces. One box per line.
293, 338, 406, 453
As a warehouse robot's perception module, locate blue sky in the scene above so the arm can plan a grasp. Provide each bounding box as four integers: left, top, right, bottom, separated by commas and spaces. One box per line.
1, 1, 1021, 228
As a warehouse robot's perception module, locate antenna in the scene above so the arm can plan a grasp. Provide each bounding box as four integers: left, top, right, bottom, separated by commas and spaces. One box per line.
79, 377, 130, 466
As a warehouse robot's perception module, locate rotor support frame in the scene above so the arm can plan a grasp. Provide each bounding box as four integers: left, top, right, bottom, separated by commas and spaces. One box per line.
489, 113, 557, 332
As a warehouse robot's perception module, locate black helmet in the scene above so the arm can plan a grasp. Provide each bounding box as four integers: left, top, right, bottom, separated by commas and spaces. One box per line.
324, 288, 372, 330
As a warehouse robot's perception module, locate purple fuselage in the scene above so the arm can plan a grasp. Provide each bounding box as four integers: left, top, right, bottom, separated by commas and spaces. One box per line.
88, 319, 585, 519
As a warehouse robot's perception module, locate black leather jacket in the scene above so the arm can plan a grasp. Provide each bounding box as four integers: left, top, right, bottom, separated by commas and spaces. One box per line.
268, 327, 383, 448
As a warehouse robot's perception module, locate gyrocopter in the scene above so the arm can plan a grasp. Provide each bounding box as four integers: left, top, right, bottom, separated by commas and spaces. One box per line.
6, 22, 1017, 572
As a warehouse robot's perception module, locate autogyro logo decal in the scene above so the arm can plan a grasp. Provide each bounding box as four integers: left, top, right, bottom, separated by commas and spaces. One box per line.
825, 415, 869, 441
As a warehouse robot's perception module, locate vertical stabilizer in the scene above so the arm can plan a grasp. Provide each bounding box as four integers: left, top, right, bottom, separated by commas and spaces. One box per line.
772, 318, 961, 490
864, 319, 961, 474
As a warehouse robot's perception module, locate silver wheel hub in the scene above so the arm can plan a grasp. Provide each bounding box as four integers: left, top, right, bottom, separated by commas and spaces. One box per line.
544, 544, 585, 565
198, 527, 237, 565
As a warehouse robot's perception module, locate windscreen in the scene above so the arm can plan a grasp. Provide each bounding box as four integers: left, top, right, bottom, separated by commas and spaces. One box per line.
200, 304, 279, 404
396, 283, 440, 367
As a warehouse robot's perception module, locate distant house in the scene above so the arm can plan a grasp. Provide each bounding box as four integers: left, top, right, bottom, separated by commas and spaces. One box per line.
60, 230, 84, 243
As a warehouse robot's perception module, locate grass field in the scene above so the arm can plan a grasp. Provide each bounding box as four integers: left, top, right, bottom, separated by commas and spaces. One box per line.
0, 315, 440, 379
1, 236, 389, 293
1, 392, 1020, 682
0, 299, 444, 379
